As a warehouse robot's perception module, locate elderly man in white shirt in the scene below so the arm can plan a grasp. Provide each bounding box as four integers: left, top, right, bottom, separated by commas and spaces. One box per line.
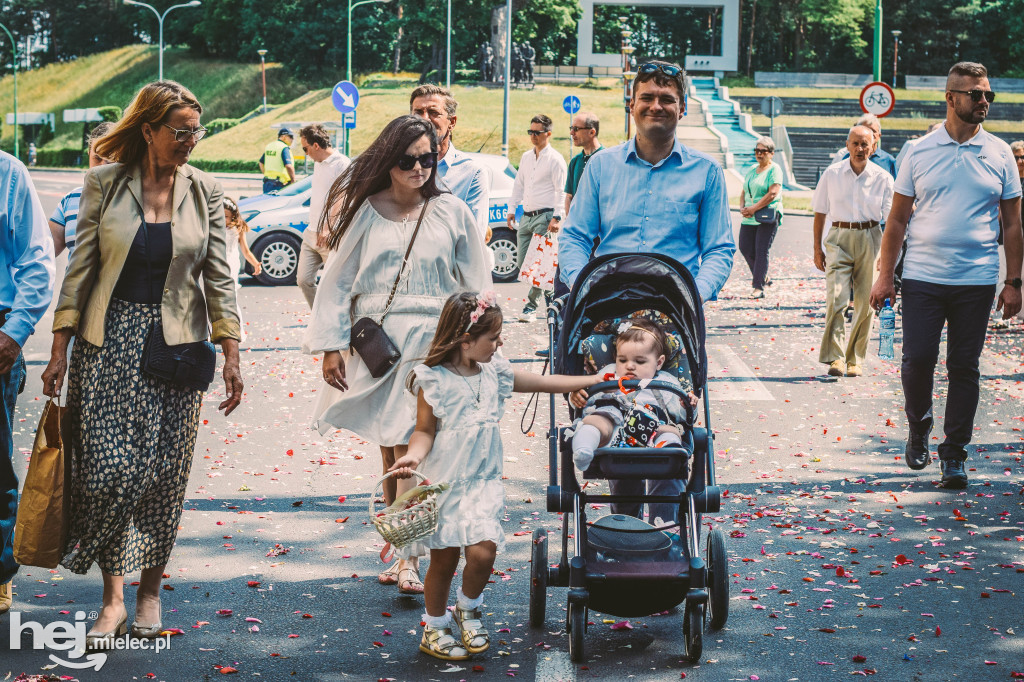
508, 114, 567, 321
812, 125, 894, 378
297, 124, 351, 308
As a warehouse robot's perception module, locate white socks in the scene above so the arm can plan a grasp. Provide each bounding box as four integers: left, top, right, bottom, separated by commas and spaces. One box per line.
457, 587, 483, 610
572, 423, 602, 469
423, 611, 452, 629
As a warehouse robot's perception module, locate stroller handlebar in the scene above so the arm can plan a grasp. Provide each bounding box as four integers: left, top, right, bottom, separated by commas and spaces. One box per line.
588, 379, 690, 400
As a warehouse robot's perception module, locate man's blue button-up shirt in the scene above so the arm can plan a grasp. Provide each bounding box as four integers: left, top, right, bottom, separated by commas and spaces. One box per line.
0, 152, 55, 347
559, 138, 735, 302
437, 144, 490, 237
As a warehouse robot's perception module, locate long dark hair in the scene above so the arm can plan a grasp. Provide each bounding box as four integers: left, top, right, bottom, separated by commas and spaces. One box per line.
323, 115, 443, 250
407, 292, 504, 391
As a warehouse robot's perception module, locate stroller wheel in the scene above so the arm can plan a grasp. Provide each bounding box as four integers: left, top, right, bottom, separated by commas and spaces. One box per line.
568, 601, 586, 662
682, 600, 704, 663
707, 529, 729, 629
529, 529, 548, 628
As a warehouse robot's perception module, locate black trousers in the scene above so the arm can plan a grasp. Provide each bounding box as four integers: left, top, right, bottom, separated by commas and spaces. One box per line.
738, 220, 779, 289
900, 279, 995, 459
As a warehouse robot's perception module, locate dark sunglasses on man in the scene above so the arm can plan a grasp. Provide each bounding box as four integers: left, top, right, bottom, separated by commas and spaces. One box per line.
526, 130, 547, 136
637, 62, 682, 77
569, 126, 592, 133
396, 152, 438, 171
948, 88, 996, 103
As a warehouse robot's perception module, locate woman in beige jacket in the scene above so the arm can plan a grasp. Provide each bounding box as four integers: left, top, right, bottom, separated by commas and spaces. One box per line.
41, 81, 243, 648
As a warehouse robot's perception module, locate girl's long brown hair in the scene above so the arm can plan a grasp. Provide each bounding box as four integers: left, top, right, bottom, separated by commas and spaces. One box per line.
223, 196, 250, 232
93, 80, 202, 166
406, 292, 503, 391
323, 115, 444, 250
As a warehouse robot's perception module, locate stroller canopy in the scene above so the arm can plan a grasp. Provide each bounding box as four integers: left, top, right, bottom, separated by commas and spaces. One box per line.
555, 253, 708, 392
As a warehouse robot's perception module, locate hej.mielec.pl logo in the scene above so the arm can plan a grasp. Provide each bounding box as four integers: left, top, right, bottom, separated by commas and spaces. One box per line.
8, 610, 172, 671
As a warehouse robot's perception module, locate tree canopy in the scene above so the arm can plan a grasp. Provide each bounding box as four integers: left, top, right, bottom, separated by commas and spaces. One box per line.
8, 0, 1024, 79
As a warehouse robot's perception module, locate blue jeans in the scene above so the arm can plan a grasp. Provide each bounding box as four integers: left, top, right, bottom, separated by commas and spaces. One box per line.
1, 353, 25, 584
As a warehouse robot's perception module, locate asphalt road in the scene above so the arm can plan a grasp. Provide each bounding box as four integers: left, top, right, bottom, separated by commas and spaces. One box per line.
2, 170, 1022, 681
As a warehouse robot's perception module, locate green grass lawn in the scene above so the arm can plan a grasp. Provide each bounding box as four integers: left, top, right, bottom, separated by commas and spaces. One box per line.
0, 45, 313, 151
192, 81, 636, 167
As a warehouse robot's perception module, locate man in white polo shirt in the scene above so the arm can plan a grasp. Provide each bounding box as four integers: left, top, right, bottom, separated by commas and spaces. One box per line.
813, 125, 894, 378
871, 61, 1023, 489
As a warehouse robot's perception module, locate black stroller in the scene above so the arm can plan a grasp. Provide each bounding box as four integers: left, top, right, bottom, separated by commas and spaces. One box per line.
529, 253, 728, 663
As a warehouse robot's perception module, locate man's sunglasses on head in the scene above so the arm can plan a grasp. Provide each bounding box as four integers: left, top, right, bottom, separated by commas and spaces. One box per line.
948, 89, 996, 103
396, 152, 438, 171
637, 63, 683, 77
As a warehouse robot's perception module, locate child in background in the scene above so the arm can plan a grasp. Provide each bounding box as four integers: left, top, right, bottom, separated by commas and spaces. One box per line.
223, 197, 261, 341
570, 318, 696, 471
388, 291, 599, 661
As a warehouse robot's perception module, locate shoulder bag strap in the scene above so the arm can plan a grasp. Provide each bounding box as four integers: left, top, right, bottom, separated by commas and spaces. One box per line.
378, 198, 430, 325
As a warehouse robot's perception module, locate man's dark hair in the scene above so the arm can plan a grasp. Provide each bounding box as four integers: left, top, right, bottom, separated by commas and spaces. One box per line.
531, 114, 553, 132
300, 124, 331, 149
581, 112, 600, 136
409, 84, 458, 117
633, 60, 687, 99
948, 61, 988, 80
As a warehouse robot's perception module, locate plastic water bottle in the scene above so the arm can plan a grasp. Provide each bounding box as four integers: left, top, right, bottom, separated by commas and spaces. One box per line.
878, 299, 896, 360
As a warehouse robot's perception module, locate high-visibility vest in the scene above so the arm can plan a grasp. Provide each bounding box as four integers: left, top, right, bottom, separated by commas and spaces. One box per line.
262, 139, 292, 183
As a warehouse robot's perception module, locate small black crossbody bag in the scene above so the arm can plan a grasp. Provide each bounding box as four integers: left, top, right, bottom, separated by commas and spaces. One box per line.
139, 220, 217, 392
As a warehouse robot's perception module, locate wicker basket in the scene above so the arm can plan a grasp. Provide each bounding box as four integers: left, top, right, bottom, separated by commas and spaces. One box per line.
369, 471, 449, 549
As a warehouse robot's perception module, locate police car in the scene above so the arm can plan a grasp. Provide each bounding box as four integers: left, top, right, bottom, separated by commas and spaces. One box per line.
239, 153, 519, 285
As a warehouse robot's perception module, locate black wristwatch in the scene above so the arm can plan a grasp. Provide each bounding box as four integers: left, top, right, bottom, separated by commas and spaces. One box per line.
1005, 278, 1023, 289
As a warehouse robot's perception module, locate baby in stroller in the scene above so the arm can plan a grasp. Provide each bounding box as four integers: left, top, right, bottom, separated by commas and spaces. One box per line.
569, 318, 698, 471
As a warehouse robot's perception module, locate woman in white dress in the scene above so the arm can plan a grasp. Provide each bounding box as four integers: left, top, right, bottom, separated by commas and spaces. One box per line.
303, 115, 489, 593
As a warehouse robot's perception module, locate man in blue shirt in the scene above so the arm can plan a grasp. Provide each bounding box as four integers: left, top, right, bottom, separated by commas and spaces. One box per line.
559, 60, 735, 303
559, 60, 735, 524
871, 62, 1022, 489
0, 151, 55, 613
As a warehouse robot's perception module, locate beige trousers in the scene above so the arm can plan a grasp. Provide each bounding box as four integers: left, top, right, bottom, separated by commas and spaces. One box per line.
819, 226, 882, 366
298, 240, 330, 309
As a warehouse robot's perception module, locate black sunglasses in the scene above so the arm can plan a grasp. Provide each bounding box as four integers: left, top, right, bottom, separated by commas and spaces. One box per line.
396, 152, 438, 171
637, 62, 683, 77
755, 148, 773, 154
569, 126, 592, 133
1015, 155, 1024, 161
526, 129, 547, 136
949, 89, 996, 103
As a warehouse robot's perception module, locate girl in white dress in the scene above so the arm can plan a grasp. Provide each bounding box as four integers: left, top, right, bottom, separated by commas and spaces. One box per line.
304, 116, 489, 593
388, 291, 599, 661
222, 197, 261, 342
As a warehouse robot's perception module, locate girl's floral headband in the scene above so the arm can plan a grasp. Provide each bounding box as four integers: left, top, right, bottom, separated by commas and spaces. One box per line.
465, 291, 498, 333
616, 320, 661, 344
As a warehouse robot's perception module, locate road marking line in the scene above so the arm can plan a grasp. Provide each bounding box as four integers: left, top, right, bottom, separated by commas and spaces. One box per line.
707, 344, 774, 401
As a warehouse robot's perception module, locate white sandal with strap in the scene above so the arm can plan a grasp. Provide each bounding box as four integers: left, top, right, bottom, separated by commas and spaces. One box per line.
453, 604, 490, 653
420, 624, 470, 660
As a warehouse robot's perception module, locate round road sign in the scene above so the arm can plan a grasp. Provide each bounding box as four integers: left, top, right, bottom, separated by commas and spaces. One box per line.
760, 96, 784, 117
859, 81, 895, 117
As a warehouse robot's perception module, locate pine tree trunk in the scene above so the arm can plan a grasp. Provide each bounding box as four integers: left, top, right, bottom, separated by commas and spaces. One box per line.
746, 0, 757, 77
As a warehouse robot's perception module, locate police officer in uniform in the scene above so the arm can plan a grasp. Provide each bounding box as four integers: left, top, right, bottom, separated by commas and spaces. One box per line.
259, 127, 296, 194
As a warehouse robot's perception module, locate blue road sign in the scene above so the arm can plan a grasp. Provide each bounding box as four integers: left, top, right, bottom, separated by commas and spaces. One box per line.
332, 81, 360, 114
343, 111, 357, 129
563, 95, 581, 115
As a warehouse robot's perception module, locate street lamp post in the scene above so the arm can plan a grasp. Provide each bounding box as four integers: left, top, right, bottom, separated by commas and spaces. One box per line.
891, 30, 902, 88
123, 0, 202, 81
500, 0, 511, 158
347, 0, 391, 84
257, 49, 268, 113
446, 0, 452, 88
0, 22, 17, 159
619, 18, 636, 140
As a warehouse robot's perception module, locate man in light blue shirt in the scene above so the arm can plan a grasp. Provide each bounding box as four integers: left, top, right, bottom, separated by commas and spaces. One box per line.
872, 61, 1022, 490
560, 61, 735, 303
559, 60, 734, 525
410, 85, 491, 238
0, 151, 55, 612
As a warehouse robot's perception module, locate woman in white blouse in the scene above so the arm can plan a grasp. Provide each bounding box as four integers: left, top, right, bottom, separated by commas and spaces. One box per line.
303, 115, 489, 594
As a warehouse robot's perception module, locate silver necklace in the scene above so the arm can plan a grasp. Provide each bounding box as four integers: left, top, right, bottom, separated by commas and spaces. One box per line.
447, 363, 482, 405
402, 201, 425, 227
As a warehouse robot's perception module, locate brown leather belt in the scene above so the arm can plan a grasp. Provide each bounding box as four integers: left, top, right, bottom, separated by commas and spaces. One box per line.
832, 220, 879, 230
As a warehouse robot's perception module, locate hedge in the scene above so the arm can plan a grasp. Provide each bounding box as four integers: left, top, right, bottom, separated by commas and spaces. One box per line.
187, 159, 260, 173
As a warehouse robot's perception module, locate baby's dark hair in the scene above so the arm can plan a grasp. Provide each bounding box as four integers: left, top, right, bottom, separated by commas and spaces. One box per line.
615, 317, 668, 357
407, 292, 503, 390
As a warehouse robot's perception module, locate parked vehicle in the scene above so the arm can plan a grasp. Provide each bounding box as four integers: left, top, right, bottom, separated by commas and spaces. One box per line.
237, 153, 519, 286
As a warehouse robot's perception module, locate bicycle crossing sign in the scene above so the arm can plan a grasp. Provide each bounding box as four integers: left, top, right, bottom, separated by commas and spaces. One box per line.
860, 81, 895, 117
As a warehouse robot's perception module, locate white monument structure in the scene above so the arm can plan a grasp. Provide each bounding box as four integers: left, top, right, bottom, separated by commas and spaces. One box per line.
575, 0, 739, 74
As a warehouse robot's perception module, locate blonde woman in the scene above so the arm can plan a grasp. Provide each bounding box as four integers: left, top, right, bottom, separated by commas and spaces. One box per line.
41, 81, 243, 648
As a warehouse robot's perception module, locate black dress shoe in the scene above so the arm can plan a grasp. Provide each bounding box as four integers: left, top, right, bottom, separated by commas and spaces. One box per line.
905, 432, 930, 470
940, 459, 968, 489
